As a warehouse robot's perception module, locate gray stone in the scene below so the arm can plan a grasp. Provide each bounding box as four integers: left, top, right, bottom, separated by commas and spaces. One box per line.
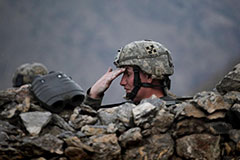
228, 104, 240, 128
0, 131, 9, 143
0, 88, 16, 104
65, 146, 89, 160
81, 125, 108, 136
151, 108, 174, 133
206, 122, 232, 135
0, 101, 18, 119
52, 114, 75, 132
207, 111, 226, 120
193, 91, 231, 114
180, 102, 206, 118
176, 134, 220, 159
133, 102, 158, 128
69, 114, 98, 130
22, 134, 64, 155
229, 129, 240, 143
78, 104, 98, 116
169, 102, 185, 119
98, 103, 135, 132
123, 133, 174, 160
41, 125, 65, 136
173, 119, 207, 138
0, 120, 21, 136
20, 111, 52, 135
87, 134, 121, 160
1, 97, 31, 119
64, 136, 94, 153
224, 91, 240, 104
140, 95, 166, 108
57, 131, 76, 139
118, 127, 142, 148
30, 103, 46, 112
216, 63, 240, 95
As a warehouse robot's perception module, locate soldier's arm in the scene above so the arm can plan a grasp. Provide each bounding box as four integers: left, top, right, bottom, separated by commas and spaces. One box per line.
83, 67, 125, 110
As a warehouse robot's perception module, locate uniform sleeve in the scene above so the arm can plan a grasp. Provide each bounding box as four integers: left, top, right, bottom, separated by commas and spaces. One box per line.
83, 88, 103, 110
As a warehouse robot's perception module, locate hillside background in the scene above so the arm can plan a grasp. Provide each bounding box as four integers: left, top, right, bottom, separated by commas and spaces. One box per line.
0, 0, 240, 104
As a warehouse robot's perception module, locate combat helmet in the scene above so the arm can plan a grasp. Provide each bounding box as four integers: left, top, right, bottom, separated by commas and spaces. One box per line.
12, 62, 48, 87
114, 40, 174, 100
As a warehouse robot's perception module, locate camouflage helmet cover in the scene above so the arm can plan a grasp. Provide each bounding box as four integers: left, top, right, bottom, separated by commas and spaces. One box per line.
114, 40, 174, 79
12, 62, 48, 87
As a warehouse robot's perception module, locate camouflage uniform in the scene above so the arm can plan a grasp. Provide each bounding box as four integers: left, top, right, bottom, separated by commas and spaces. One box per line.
84, 40, 175, 110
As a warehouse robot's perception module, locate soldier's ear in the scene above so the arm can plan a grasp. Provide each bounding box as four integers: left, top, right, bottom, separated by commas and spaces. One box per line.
147, 75, 153, 83
141, 72, 153, 83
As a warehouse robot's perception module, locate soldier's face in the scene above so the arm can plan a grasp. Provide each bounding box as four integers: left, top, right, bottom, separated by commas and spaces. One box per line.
120, 66, 152, 102
120, 66, 135, 94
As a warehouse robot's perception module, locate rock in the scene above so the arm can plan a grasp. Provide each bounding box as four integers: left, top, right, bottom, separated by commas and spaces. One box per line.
98, 103, 135, 132
224, 91, 240, 105
229, 129, 240, 143
0, 88, 16, 105
22, 133, 64, 155
0, 120, 21, 136
78, 104, 98, 116
181, 102, 206, 118
64, 136, 94, 153
65, 147, 89, 160
16, 96, 31, 112
41, 125, 65, 136
173, 119, 207, 138
0, 146, 24, 160
216, 63, 240, 95
51, 114, 75, 132
30, 103, 46, 112
1, 62, 240, 159
118, 127, 142, 148
0, 85, 32, 106
87, 134, 121, 160
69, 114, 98, 130
227, 103, 240, 128
1, 97, 31, 119
20, 111, 52, 135
151, 108, 174, 133
133, 102, 158, 128
206, 111, 226, 120
123, 133, 174, 160
176, 133, 220, 159
0, 102, 18, 119
81, 125, 108, 136
139, 95, 166, 108
58, 131, 77, 139
206, 122, 232, 135
193, 91, 231, 114
0, 131, 9, 144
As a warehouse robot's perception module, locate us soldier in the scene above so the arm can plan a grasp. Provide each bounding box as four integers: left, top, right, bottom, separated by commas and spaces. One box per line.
84, 40, 177, 110
12, 62, 48, 87
13, 62, 85, 113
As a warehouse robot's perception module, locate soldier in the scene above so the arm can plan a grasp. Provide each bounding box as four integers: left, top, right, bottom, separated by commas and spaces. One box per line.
12, 62, 48, 87
84, 40, 176, 110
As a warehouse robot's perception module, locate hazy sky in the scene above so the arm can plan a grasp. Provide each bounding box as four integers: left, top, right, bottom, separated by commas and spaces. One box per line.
0, 0, 239, 104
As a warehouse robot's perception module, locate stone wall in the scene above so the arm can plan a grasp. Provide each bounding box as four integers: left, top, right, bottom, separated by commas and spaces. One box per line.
0, 63, 240, 160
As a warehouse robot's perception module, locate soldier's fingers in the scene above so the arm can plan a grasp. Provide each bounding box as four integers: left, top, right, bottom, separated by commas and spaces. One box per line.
106, 67, 113, 73
111, 68, 126, 79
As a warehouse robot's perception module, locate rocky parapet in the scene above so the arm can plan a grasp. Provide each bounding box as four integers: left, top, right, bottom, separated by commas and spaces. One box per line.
0, 63, 240, 159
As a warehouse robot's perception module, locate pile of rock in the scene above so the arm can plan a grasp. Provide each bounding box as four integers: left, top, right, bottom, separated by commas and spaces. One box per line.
0, 63, 240, 160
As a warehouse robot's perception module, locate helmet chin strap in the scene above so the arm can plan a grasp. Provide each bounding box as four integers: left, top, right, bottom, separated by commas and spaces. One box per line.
126, 66, 142, 100
126, 66, 170, 101
126, 66, 172, 101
